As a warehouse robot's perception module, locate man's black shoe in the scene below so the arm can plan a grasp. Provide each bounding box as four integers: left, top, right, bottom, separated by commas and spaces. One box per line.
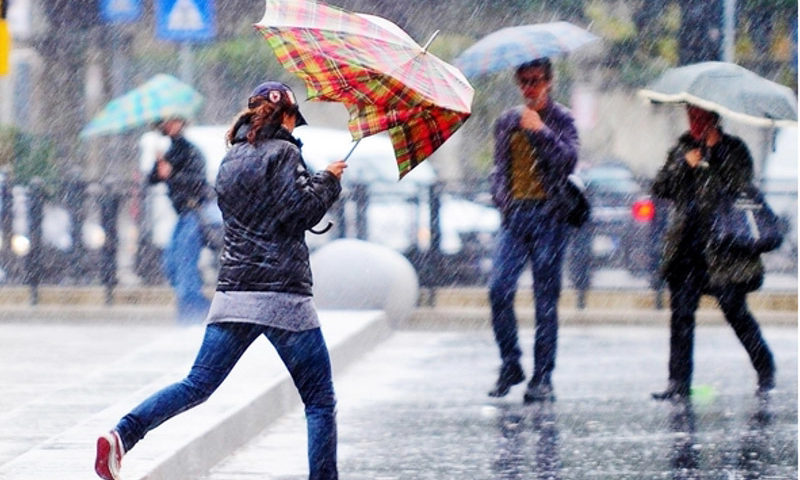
651, 382, 690, 401
488, 363, 525, 398
756, 376, 775, 399
523, 382, 555, 404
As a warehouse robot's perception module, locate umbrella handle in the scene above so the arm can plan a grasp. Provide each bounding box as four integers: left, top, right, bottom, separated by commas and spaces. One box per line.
309, 221, 333, 235
343, 139, 361, 162
312, 138, 361, 235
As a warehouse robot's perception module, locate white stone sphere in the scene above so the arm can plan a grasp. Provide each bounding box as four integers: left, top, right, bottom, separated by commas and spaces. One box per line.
310, 239, 419, 326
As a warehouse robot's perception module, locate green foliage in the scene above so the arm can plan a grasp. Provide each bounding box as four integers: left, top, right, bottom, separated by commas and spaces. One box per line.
197, 36, 295, 95
0, 127, 58, 189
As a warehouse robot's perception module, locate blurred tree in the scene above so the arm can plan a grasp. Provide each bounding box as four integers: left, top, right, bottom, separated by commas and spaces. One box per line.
0, 127, 58, 189
677, 0, 723, 64
196, 36, 295, 121
34, 0, 100, 170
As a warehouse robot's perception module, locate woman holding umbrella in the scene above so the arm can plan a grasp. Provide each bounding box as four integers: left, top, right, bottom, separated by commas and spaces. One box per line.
95, 81, 346, 480
650, 105, 776, 401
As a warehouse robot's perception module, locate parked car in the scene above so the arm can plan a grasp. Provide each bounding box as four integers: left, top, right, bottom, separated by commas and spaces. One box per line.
567, 161, 659, 290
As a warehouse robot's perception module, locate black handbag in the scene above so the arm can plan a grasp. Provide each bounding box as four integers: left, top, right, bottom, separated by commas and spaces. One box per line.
560, 175, 591, 228
708, 184, 783, 255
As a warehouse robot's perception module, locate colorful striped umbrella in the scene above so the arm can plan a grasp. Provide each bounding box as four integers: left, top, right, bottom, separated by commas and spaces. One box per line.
454, 22, 600, 78
255, 0, 474, 179
80, 74, 203, 138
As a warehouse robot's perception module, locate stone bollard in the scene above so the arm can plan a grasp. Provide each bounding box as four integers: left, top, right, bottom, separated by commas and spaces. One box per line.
311, 238, 419, 327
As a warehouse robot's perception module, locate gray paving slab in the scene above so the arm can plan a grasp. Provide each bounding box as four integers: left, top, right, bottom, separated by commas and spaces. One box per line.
203, 325, 797, 480
0, 310, 391, 480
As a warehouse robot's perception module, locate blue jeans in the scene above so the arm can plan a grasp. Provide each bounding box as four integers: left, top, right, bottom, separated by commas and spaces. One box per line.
163, 211, 210, 323
116, 323, 338, 480
489, 205, 567, 387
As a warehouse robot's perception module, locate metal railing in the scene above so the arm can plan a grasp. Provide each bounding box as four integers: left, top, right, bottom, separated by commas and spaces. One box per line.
0, 173, 125, 305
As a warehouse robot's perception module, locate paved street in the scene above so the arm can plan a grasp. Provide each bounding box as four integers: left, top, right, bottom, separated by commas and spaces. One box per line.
204, 325, 797, 480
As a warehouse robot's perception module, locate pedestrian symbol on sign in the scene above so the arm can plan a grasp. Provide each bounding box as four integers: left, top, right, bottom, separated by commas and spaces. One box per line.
167, 0, 204, 31
155, 0, 215, 42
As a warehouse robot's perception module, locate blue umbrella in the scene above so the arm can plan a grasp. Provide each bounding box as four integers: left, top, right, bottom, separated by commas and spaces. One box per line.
638, 61, 797, 127
80, 74, 203, 138
454, 21, 600, 78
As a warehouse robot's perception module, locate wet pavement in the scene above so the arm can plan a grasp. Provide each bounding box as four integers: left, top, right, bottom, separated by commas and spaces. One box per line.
204, 325, 797, 480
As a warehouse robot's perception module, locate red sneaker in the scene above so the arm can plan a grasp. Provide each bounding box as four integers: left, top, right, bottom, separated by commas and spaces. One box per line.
95, 430, 124, 480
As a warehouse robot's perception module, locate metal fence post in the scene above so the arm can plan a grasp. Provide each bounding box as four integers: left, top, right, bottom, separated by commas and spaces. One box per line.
331, 198, 346, 239
64, 169, 88, 283
100, 181, 121, 305
26, 177, 45, 305
422, 181, 444, 306
0, 169, 13, 280
353, 183, 368, 240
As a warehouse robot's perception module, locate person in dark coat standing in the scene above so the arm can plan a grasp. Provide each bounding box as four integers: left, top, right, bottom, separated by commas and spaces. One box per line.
95, 81, 346, 480
487, 57, 579, 403
650, 105, 776, 401
149, 116, 212, 323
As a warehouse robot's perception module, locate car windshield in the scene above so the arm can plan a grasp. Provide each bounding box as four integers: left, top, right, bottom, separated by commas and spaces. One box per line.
583, 165, 641, 194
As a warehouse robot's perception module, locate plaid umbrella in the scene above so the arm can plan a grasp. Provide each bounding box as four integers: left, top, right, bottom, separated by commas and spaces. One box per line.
80, 74, 203, 138
454, 22, 600, 78
254, 0, 474, 179
638, 61, 797, 127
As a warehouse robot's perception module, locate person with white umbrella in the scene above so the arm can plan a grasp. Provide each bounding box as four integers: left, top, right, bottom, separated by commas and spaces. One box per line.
650, 104, 776, 401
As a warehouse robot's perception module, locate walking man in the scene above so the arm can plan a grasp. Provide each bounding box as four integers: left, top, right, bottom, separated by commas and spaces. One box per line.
487, 57, 579, 403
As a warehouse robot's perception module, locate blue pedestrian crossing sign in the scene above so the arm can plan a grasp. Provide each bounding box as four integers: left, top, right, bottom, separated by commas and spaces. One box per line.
101, 0, 141, 23
155, 0, 215, 42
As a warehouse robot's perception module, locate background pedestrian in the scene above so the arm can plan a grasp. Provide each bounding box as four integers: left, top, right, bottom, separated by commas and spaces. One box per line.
149, 116, 213, 323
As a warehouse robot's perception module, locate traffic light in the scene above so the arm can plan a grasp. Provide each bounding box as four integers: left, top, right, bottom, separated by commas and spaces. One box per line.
0, 0, 10, 75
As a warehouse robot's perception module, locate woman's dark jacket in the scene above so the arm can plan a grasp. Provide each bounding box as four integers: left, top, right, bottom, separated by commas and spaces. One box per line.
651, 130, 763, 291
214, 124, 341, 296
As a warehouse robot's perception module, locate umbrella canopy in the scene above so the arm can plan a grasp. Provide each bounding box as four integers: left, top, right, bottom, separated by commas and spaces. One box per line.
80, 74, 203, 138
638, 61, 797, 127
453, 21, 600, 78
254, 0, 473, 179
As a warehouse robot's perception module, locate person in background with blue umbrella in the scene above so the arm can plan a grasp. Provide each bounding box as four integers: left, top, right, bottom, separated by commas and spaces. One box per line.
487, 57, 579, 403
150, 115, 212, 323
649, 105, 776, 401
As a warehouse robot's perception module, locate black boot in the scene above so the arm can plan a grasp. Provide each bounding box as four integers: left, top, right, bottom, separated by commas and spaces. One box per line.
757, 372, 776, 398
488, 363, 525, 397
523, 382, 555, 404
651, 381, 690, 401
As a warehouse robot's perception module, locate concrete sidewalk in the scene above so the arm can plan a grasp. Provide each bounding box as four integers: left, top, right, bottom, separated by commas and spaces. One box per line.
0, 310, 391, 480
